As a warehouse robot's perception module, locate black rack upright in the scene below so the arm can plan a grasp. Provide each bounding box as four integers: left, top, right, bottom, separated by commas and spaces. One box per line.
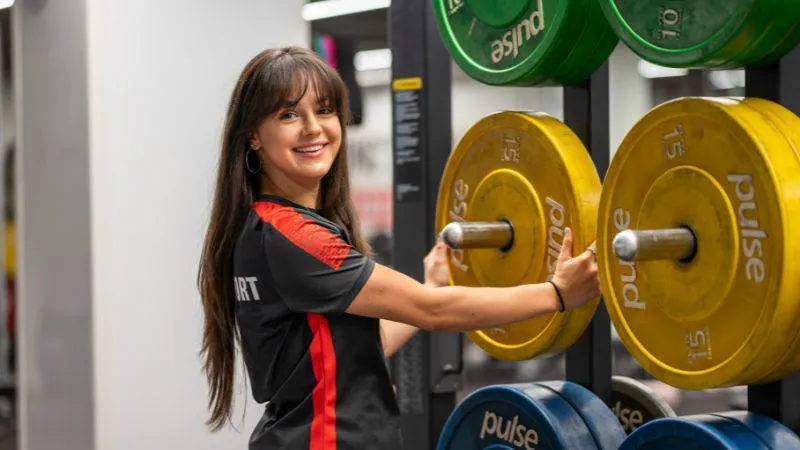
563, 64, 613, 402
389, 0, 460, 449
745, 46, 800, 434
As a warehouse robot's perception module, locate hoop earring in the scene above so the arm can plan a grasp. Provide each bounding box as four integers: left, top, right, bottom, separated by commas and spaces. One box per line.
245, 148, 261, 174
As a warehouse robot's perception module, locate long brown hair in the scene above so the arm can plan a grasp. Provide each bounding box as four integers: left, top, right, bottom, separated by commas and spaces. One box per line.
197, 46, 371, 431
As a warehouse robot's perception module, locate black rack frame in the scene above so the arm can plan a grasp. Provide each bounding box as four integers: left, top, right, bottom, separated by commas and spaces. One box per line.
745, 46, 800, 433
388, 1, 459, 449
562, 64, 613, 403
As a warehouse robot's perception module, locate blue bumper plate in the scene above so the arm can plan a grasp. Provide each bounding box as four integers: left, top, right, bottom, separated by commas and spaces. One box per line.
436, 383, 598, 450
536, 380, 626, 449
620, 412, 800, 449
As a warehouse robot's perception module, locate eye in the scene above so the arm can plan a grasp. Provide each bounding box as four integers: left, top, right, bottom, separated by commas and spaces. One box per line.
278, 111, 297, 120
318, 106, 335, 115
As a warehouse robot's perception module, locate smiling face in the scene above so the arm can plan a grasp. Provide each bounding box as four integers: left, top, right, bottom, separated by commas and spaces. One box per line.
250, 85, 342, 189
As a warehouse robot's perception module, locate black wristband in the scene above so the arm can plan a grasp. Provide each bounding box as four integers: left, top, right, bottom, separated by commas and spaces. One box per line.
547, 280, 566, 313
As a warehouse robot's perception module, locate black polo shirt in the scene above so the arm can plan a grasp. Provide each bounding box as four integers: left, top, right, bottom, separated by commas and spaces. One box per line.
233, 194, 402, 450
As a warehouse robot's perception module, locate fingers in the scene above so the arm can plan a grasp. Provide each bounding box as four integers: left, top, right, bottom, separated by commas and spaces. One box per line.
432, 240, 448, 259
558, 227, 573, 262
583, 241, 597, 263
585, 241, 599, 278
586, 242, 601, 297
553, 235, 603, 308
426, 239, 446, 256
424, 239, 449, 269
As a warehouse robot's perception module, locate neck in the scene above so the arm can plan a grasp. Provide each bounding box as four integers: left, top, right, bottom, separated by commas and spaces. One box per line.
260, 174, 322, 210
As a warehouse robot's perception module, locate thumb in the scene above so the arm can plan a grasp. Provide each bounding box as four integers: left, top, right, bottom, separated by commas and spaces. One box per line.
558, 227, 573, 262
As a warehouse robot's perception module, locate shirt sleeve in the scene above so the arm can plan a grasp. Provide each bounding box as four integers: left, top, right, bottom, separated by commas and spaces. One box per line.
261, 210, 375, 314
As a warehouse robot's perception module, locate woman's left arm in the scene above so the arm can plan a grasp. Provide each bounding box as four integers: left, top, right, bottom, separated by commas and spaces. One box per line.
380, 240, 450, 358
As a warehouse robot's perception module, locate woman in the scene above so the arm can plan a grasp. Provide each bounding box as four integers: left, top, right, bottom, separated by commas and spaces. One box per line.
197, 46, 600, 449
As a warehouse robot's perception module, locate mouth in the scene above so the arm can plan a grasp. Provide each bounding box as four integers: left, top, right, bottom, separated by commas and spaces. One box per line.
293, 142, 328, 156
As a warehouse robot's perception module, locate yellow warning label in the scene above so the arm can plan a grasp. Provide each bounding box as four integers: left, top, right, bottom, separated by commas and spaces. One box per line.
392, 77, 423, 91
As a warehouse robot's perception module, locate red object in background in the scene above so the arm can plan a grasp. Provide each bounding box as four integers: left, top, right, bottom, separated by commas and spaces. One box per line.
352, 188, 392, 233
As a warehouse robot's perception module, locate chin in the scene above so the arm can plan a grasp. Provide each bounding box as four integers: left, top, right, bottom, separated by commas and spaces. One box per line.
293, 160, 336, 179
292, 167, 334, 185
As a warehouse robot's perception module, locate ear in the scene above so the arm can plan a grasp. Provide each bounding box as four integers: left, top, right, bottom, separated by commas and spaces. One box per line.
249, 132, 261, 151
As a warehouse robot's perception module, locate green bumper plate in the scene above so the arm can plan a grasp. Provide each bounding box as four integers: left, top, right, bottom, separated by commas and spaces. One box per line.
600, 0, 800, 69
433, 0, 618, 86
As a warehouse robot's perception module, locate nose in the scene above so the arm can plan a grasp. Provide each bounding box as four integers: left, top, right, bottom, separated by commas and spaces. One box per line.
303, 114, 322, 135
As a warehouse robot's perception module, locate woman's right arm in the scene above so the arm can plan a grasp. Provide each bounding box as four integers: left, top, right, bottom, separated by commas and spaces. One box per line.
346, 228, 600, 332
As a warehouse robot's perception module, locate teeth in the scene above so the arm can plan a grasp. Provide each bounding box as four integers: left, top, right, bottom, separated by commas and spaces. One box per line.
295, 144, 324, 153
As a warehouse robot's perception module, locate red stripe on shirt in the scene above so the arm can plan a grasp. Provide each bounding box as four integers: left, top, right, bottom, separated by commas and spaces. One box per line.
253, 202, 350, 270
306, 313, 338, 450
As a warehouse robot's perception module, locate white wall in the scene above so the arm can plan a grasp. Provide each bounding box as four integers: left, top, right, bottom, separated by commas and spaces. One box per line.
15, 1, 307, 449
608, 43, 652, 156
87, 2, 308, 449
